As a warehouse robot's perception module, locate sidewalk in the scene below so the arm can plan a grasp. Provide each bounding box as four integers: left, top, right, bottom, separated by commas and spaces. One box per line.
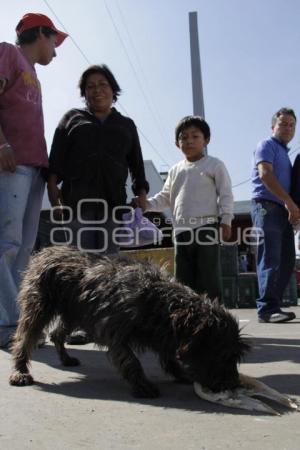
1, 307, 300, 450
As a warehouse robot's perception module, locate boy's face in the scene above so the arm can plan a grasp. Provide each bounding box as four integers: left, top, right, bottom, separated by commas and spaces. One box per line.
176, 125, 210, 162
37, 32, 57, 65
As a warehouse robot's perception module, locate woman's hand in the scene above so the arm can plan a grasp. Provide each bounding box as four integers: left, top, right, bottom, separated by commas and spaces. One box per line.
135, 190, 147, 211
47, 182, 63, 207
47, 182, 64, 220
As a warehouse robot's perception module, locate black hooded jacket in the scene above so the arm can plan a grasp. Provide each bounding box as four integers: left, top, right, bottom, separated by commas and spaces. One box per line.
49, 107, 149, 211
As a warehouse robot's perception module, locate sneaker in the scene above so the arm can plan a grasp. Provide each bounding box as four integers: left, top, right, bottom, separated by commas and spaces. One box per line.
66, 330, 90, 345
258, 310, 296, 323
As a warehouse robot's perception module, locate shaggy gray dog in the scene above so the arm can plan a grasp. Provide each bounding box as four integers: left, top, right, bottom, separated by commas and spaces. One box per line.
9, 246, 249, 397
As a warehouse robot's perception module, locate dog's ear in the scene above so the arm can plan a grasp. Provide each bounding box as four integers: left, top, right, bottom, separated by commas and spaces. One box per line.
212, 298, 221, 308
172, 311, 208, 362
171, 308, 205, 334
171, 303, 214, 337
192, 317, 213, 335
170, 310, 189, 334
176, 342, 191, 361
176, 325, 205, 360
197, 294, 221, 307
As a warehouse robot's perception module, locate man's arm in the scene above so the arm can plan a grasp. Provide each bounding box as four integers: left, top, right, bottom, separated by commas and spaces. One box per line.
258, 161, 300, 223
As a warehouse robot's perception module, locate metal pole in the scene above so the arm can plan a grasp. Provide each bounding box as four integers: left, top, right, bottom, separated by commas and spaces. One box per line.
189, 11, 205, 118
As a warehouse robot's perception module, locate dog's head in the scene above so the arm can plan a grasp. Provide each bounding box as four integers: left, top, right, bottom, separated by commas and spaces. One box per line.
172, 300, 250, 392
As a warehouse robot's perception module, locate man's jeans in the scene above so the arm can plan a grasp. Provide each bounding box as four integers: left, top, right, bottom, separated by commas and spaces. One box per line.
0, 166, 44, 326
251, 199, 295, 316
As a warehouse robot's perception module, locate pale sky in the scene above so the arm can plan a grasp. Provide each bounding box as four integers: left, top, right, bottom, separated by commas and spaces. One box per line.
2, 0, 300, 201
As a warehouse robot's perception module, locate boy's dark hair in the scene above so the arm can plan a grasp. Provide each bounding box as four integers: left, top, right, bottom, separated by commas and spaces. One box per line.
16, 26, 57, 45
271, 107, 297, 126
175, 116, 211, 142
79, 65, 121, 102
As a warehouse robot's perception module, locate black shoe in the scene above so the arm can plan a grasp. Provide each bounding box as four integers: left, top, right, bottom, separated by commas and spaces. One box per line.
66, 330, 90, 345
258, 310, 296, 323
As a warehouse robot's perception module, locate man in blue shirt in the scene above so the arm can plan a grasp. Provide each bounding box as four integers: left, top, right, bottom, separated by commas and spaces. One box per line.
251, 107, 300, 323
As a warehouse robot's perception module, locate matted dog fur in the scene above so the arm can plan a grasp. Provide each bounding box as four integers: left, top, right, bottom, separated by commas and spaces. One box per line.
9, 246, 249, 397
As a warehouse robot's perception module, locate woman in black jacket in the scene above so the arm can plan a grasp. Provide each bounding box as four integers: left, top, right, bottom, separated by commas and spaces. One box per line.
47, 65, 149, 344
47, 64, 149, 254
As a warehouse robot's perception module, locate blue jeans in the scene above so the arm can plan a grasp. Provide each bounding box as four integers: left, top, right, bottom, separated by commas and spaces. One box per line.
251, 199, 295, 316
0, 166, 44, 326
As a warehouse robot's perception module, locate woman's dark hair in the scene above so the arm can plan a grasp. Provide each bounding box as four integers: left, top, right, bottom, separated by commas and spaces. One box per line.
175, 115, 211, 142
79, 65, 121, 102
16, 26, 57, 45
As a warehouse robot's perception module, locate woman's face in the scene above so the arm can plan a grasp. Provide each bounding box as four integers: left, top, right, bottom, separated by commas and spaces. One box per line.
85, 72, 114, 116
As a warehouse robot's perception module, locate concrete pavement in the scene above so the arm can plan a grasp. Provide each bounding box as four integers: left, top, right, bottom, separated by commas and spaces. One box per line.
1, 307, 300, 450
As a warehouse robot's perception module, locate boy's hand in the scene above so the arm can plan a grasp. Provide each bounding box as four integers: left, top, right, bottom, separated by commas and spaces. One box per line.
220, 224, 232, 242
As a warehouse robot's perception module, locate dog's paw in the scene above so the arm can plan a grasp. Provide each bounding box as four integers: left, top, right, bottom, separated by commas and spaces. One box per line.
132, 382, 160, 398
9, 372, 34, 386
62, 356, 80, 367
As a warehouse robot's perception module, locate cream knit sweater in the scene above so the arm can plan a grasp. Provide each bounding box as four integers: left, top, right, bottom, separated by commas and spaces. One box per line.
146, 155, 234, 235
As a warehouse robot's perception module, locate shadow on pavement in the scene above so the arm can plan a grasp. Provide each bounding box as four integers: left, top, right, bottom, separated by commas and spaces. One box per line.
14, 343, 299, 417
243, 337, 300, 365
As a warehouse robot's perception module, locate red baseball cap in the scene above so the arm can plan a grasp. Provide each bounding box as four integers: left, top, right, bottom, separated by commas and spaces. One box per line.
16, 13, 68, 47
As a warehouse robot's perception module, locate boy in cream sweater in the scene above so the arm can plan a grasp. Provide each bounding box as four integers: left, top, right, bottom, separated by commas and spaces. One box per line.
145, 116, 234, 300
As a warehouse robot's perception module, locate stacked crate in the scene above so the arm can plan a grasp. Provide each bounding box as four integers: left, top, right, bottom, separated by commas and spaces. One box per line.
237, 272, 297, 308
122, 246, 298, 308
237, 273, 258, 308
220, 244, 239, 308
122, 247, 174, 274
281, 273, 298, 307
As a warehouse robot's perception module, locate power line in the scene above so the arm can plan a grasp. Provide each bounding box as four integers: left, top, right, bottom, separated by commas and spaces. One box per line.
232, 178, 251, 189
42, 0, 171, 169
232, 144, 300, 189
289, 144, 300, 156
103, 0, 172, 167
42, 0, 90, 65
115, 0, 171, 148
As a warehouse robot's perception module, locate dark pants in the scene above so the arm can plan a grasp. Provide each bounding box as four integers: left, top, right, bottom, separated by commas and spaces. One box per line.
51, 207, 119, 255
70, 209, 119, 254
174, 225, 222, 300
251, 199, 295, 316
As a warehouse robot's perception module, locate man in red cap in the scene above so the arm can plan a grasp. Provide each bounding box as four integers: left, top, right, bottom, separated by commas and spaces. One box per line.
0, 13, 68, 347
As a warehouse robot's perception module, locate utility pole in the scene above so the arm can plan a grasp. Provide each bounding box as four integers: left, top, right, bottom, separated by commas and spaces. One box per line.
189, 11, 205, 118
